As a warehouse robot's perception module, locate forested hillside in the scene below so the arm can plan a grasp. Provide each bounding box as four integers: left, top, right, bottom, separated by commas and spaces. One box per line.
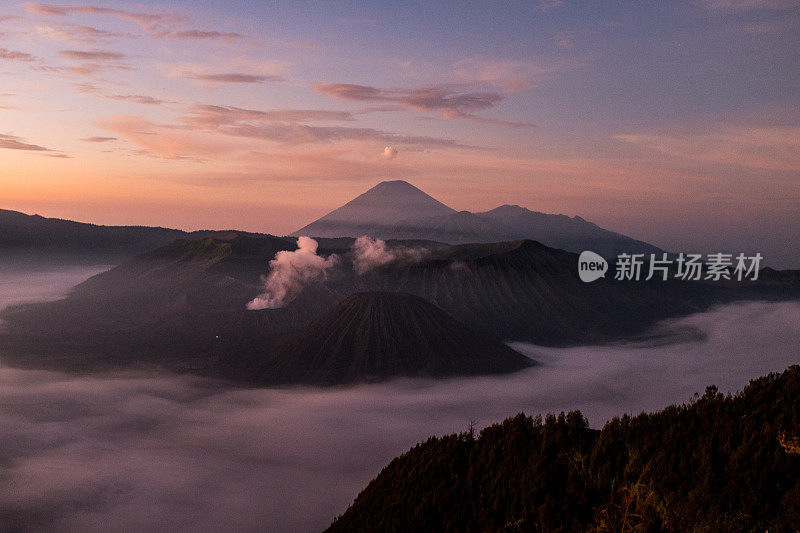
328, 365, 800, 532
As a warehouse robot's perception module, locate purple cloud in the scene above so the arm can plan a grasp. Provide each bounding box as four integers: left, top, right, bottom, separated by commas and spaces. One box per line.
0, 133, 52, 151
80, 136, 117, 142
26, 3, 187, 31
0, 48, 39, 62
106, 94, 172, 105
37, 24, 136, 42
314, 83, 533, 128
165, 30, 245, 41
58, 49, 126, 61
187, 73, 285, 84
177, 104, 471, 147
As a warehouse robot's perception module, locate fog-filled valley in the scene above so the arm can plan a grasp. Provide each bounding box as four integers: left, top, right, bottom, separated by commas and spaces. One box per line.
1, 270, 798, 532
0, 267, 110, 312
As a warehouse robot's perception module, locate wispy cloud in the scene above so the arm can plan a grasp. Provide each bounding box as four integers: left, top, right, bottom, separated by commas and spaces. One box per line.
0, 48, 39, 62
26, 3, 247, 45
36, 24, 136, 42
702, 0, 800, 12
58, 49, 126, 61
162, 30, 245, 41
95, 107, 473, 160
615, 126, 800, 172
450, 58, 545, 92
80, 136, 116, 142
74, 82, 173, 106
0, 132, 55, 152
314, 83, 501, 110
55, 48, 131, 76
455, 114, 535, 128
181, 104, 356, 128
0, 15, 21, 22
186, 72, 285, 84
313, 82, 534, 127
106, 94, 172, 105
537, 0, 565, 12
160, 58, 289, 84
176, 104, 472, 146
25, 3, 187, 31
93, 115, 232, 160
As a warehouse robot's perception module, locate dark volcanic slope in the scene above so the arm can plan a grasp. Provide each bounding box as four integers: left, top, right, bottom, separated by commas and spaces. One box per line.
2, 235, 798, 380
0, 234, 308, 371
242, 292, 534, 385
344, 240, 713, 344
327, 366, 800, 532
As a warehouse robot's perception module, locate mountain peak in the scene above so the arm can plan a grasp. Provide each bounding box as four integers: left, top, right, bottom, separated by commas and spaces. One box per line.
355, 180, 446, 203
369, 179, 420, 191
292, 180, 455, 237
489, 204, 527, 213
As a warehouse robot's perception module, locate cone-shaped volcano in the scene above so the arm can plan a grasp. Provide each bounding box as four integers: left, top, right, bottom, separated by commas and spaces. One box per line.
249, 291, 534, 385
293, 180, 456, 238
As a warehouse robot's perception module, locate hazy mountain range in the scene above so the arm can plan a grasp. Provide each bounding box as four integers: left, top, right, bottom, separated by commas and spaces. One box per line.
294, 180, 663, 257
1, 180, 661, 272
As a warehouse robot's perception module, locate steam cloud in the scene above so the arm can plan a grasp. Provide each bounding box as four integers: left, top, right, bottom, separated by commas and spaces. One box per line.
381, 145, 398, 159
350, 236, 420, 274
247, 236, 428, 308
246, 236, 338, 310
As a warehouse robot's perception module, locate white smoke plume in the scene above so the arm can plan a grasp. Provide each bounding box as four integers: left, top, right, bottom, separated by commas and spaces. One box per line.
381, 145, 398, 159
247, 236, 338, 310
351, 236, 428, 274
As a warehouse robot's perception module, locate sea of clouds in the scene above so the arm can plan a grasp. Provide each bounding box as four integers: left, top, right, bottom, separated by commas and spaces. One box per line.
1, 269, 798, 532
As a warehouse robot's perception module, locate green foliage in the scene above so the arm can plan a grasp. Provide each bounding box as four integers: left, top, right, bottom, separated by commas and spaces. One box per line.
328, 365, 800, 532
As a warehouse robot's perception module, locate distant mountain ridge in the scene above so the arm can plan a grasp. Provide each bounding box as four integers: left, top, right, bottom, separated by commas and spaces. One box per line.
2, 180, 659, 269
294, 180, 663, 257
0, 208, 282, 269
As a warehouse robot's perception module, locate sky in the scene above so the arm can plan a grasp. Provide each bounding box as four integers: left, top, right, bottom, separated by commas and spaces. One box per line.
0, 1, 798, 265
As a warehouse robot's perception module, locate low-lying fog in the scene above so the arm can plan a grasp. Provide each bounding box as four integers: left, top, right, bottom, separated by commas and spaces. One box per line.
0, 266, 110, 313
1, 269, 798, 532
